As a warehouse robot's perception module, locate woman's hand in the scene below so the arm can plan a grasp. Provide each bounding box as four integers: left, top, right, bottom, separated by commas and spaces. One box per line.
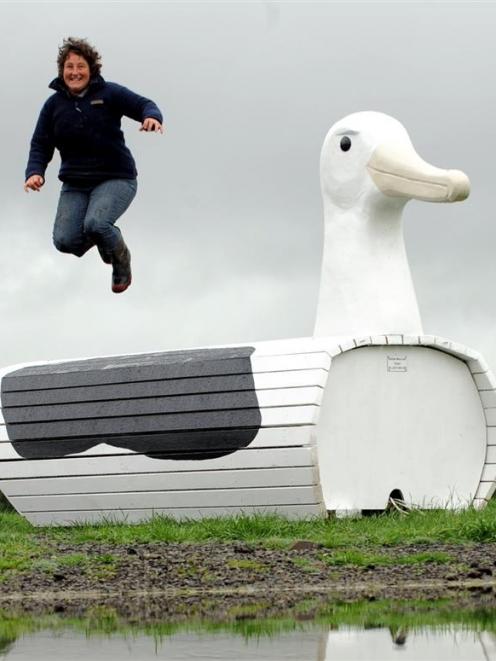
24, 175, 45, 192
140, 118, 163, 133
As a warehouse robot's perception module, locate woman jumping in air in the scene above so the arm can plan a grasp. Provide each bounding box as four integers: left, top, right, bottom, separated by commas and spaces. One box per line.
24, 37, 163, 293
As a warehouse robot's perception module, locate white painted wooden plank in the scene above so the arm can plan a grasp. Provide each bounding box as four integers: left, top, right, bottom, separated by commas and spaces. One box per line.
369, 335, 388, 345
261, 405, 318, 426
467, 357, 489, 374
0, 440, 135, 457
433, 338, 455, 353
480, 390, 496, 409
433, 339, 479, 361
475, 482, 496, 502
250, 337, 335, 356
255, 337, 371, 358
0, 425, 316, 452
486, 445, 496, 463
242, 426, 316, 449
0, 443, 21, 459
487, 427, 496, 445
481, 464, 496, 482
402, 335, 420, 346
0, 466, 319, 497
353, 337, 372, 348
253, 369, 328, 390
472, 498, 489, 509
177, 336, 338, 359
461, 347, 481, 361
0, 446, 316, 479
338, 339, 356, 353
473, 372, 496, 391
484, 409, 496, 426
418, 335, 437, 346
12, 485, 320, 512
436, 337, 467, 355
257, 387, 323, 407
25, 503, 326, 526
251, 353, 331, 373
327, 344, 344, 358
385, 335, 404, 345
446, 342, 475, 361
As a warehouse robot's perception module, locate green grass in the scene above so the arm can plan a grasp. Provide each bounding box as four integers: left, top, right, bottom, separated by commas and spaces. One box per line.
226, 558, 268, 572
57, 553, 88, 568
323, 550, 452, 567
290, 557, 323, 573
1, 499, 496, 581
35, 498, 496, 546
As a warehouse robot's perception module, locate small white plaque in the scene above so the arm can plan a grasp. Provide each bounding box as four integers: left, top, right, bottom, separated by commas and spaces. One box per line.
387, 355, 407, 373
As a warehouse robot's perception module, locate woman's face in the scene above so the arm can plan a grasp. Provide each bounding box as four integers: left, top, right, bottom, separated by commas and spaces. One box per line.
63, 52, 91, 94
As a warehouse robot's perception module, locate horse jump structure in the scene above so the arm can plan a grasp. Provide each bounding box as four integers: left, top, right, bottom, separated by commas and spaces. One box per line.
1, 111, 493, 524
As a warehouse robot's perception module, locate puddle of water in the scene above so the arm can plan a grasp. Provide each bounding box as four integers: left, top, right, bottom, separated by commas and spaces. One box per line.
2, 626, 496, 660
1, 597, 496, 660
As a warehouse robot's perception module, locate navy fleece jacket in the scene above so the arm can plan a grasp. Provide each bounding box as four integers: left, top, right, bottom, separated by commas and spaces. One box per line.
25, 75, 163, 183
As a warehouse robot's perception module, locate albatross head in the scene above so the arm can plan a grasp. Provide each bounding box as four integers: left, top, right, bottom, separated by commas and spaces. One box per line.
314, 111, 470, 338
320, 111, 470, 212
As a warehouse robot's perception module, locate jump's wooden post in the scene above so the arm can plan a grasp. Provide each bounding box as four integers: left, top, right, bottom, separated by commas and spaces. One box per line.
1, 112, 493, 524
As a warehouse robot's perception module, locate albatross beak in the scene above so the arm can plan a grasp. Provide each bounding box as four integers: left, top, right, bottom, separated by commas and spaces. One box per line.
367, 142, 470, 202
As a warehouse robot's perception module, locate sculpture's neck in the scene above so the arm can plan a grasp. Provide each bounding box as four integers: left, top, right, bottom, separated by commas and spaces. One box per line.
313, 198, 423, 337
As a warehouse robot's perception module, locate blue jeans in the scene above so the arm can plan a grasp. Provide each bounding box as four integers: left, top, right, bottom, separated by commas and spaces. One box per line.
52, 178, 138, 258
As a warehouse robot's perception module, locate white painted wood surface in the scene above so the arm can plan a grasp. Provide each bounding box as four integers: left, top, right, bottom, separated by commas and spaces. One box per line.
315, 344, 487, 511
0, 344, 327, 524
314, 112, 469, 339
0, 466, 319, 497
26, 504, 325, 526
11, 485, 321, 512
0, 334, 494, 525
0, 447, 316, 479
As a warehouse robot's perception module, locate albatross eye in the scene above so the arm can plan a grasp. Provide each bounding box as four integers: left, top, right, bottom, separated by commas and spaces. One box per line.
340, 136, 352, 152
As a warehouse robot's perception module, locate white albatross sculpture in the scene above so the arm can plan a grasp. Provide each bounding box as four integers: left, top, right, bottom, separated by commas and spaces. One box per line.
1, 110, 495, 525
314, 111, 470, 338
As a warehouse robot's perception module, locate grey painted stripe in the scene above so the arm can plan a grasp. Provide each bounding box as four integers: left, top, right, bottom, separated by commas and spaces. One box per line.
2, 358, 255, 392
1, 374, 258, 407
4, 346, 262, 462
6, 347, 253, 375
11, 429, 261, 460
7, 409, 263, 440
2, 349, 255, 391
4, 391, 263, 423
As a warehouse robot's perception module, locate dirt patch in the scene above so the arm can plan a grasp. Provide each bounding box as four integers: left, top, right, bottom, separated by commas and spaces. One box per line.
2, 540, 496, 620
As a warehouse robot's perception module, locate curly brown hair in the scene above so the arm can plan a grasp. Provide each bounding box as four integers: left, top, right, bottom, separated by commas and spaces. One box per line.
57, 37, 102, 79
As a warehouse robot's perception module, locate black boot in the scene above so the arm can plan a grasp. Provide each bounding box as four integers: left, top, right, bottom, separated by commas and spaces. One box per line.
97, 244, 112, 265
111, 241, 132, 293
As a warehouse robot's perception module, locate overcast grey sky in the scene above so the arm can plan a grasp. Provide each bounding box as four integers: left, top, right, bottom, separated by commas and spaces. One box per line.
1, 1, 495, 370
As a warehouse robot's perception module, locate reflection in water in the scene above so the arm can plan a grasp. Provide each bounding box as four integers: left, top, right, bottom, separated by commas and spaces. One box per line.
1, 627, 496, 660
324, 628, 495, 660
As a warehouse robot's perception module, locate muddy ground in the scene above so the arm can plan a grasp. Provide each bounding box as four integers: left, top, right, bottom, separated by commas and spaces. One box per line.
2, 540, 496, 621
